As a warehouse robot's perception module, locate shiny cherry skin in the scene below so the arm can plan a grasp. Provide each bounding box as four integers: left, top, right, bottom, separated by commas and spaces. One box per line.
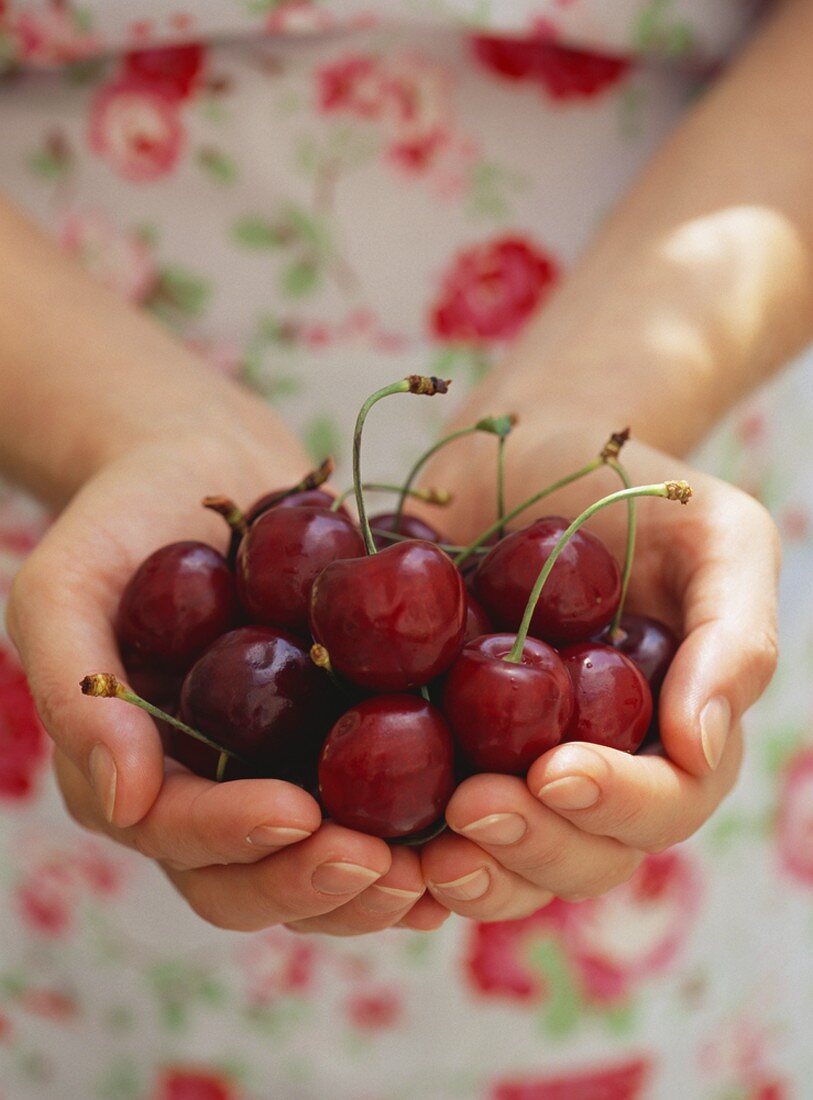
369, 512, 443, 552
473, 516, 621, 643
180, 626, 342, 773
463, 593, 493, 644
318, 695, 455, 838
560, 642, 652, 754
245, 487, 344, 525
442, 634, 573, 774
237, 506, 364, 636
309, 540, 467, 690
116, 541, 237, 673
601, 613, 678, 697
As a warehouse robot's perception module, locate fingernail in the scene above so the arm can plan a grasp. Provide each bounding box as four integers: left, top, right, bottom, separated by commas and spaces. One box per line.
246, 825, 312, 847
537, 775, 600, 810
700, 695, 731, 770
359, 884, 423, 915
312, 861, 382, 895
89, 743, 117, 823
458, 812, 526, 846
430, 867, 490, 901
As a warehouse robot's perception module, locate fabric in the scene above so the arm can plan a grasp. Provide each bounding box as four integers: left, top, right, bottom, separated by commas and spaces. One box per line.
0, 4, 808, 1099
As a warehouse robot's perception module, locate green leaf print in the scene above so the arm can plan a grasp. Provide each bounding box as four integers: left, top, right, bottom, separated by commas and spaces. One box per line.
147, 267, 211, 325
527, 937, 583, 1038
197, 147, 238, 184
466, 160, 527, 222
633, 0, 695, 58
95, 1058, 142, 1100
26, 147, 71, 182
304, 416, 342, 466
232, 217, 288, 249
280, 259, 320, 298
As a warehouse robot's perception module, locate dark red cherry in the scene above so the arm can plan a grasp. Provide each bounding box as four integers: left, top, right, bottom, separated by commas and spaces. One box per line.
442, 635, 573, 774
160, 723, 261, 781
318, 695, 455, 838
369, 512, 443, 551
473, 517, 621, 643
601, 614, 678, 697
560, 642, 652, 754
246, 488, 344, 524
309, 540, 466, 690
179, 626, 342, 773
116, 541, 237, 673
237, 506, 364, 636
463, 593, 493, 644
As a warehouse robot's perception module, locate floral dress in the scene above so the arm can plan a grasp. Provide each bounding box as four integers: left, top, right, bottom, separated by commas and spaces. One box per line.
1, 3, 810, 1099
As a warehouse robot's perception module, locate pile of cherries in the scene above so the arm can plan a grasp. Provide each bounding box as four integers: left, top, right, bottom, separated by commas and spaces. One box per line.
82, 376, 689, 842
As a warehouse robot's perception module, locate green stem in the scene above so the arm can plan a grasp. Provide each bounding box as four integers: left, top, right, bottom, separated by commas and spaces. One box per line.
79, 674, 248, 769
352, 376, 450, 554
331, 483, 451, 512
504, 480, 692, 663
392, 413, 515, 534
372, 527, 490, 555
605, 457, 635, 639
497, 434, 507, 538
453, 457, 604, 568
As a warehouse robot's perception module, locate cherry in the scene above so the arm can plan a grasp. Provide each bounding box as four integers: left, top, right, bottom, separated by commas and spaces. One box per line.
463, 593, 493, 643
318, 695, 455, 838
246, 487, 343, 524
369, 511, 443, 551
237, 506, 364, 636
473, 516, 621, 642
180, 626, 342, 773
442, 634, 573, 774
602, 613, 678, 697
116, 541, 237, 673
310, 539, 466, 690
560, 642, 652, 753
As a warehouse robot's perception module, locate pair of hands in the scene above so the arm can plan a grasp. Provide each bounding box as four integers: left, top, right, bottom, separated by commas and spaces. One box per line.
5, 409, 780, 935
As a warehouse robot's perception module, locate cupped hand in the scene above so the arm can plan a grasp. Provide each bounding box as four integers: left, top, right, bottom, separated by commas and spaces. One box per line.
415, 425, 779, 921
6, 421, 445, 935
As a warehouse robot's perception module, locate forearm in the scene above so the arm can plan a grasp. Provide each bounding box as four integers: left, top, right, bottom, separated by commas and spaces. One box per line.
479, 0, 813, 456
0, 196, 301, 507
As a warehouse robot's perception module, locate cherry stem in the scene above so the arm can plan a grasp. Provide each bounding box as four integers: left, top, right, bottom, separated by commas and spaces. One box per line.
605, 457, 635, 639
353, 376, 450, 555
202, 496, 247, 536
453, 428, 631, 569
79, 674, 248, 769
392, 413, 515, 535
503, 480, 692, 663
331, 483, 452, 512
309, 643, 353, 697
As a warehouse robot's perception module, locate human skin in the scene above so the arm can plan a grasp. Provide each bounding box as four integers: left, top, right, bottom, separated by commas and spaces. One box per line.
3, 0, 808, 933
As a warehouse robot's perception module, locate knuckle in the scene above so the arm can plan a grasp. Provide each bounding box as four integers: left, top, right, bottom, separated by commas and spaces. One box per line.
182, 877, 251, 932
131, 826, 162, 862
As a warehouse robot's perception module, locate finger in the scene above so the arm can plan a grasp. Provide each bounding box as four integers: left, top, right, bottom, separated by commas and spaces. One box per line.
285, 847, 425, 936
445, 773, 642, 900
163, 823, 392, 931
659, 488, 779, 777
54, 749, 323, 868
420, 831, 554, 922
7, 537, 164, 828
529, 727, 743, 853
397, 893, 451, 932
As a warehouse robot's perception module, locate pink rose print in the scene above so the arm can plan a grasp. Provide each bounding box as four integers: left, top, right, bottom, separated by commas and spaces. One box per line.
123, 43, 205, 101
20, 988, 77, 1021
473, 33, 630, 101
237, 929, 317, 1006
431, 235, 559, 343
17, 865, 73, 936
700, 1012, 789, 1100
466, 852, 700, 1007
15, 838, 125, 936
318, 53, 452, 175
777, 748, 813, 885
153, 1068, 238, 1100
60, 210, 156, 303
267, 2, 335, 35
9, 3, 100, 66
0, 643, 47, 802
89, 78, 184, 182
346, 987, 402, 1030
490, 1056, 652, 1099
